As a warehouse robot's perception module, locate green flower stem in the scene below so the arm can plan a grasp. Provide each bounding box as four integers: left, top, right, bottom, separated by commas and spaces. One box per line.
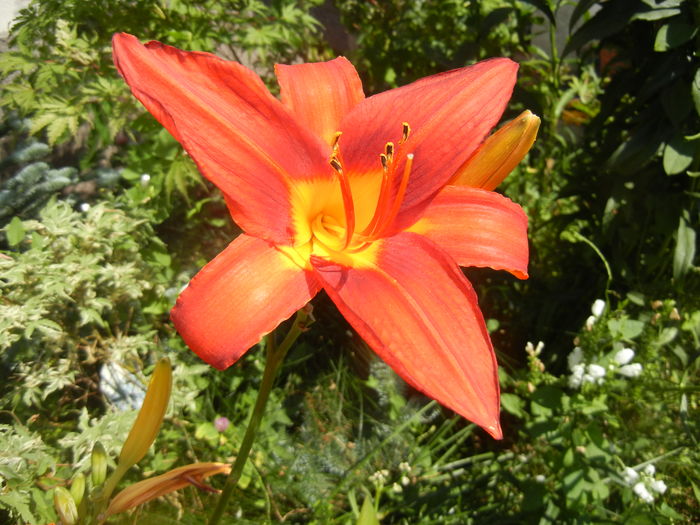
208, 308, 311, 525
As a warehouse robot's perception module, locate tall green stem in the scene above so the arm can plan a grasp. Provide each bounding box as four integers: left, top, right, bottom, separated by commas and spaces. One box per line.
208, 309, 311, 525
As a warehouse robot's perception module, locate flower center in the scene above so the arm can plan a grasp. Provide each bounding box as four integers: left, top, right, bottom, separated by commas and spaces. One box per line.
285, 123, 413, 269
315, 123, 413, 256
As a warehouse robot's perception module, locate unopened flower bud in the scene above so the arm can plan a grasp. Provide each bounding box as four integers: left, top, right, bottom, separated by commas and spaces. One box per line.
650, 479, 667, 494
54, 486, 79, 525
618, 363, 643, 377
118, 357, 172, 470
587, 364, 606, 380
622, 467, 639, 484
450, 110, 540, 189
105, 462, 230, 516
633, 481, 654, 503
591, 299, 606, 318
70, 473, 86, 507
91, 442, 108, 487
614, 347, 635, 365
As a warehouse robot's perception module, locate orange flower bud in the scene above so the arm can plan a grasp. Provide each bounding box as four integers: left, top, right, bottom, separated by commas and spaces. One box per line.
451, 110, 540, 190
118, 357, 172, 470
105, 462, 230, 516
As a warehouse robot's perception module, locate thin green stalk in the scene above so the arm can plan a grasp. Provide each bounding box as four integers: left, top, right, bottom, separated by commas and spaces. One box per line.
208, 309, 311, 525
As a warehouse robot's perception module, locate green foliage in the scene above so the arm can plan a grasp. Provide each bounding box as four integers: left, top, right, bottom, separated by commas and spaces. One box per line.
0, 198, 172, 415
1, 0, 329, 220
335, 0, 538, 93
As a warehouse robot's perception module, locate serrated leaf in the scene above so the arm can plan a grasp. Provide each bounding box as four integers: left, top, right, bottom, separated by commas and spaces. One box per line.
0, 491, 37, 523
673, 211, 696, 279
6, 216, 25, 246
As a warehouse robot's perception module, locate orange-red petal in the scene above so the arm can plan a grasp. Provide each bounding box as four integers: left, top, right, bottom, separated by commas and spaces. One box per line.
112, 33, 332, 244
409, 186, 529, 279
311, 233, 502, 438
276, 57, 364, 146
171, 234, 320, 369
338, 59, 518, 233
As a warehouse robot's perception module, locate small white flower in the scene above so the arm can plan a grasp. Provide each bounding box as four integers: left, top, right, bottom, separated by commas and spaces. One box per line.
79, 202, 90, 212
633, 482, 654, 503
650, 479, 667, 494
140, 173, 151, 187
622, 467, 639, 484
399, 462, 411, 473
591, 299, 606, 318
587, 364, 606, 382
568, 347, 584, 370
401, 475, 410, 486
644, 464, 656, 476
569, 363, 585, 388
585, 315, 597, 330
391, 482, 403, 493
534, 474, 546, 483
526, 341, 545, 356
614, 347, 635, 365
618, 363, 643, 378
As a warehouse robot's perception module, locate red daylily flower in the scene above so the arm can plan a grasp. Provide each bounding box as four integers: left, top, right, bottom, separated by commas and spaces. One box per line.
113, 33, 534, 439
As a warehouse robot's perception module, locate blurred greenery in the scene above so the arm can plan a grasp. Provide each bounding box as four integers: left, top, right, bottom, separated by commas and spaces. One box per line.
0, 0, 698, 523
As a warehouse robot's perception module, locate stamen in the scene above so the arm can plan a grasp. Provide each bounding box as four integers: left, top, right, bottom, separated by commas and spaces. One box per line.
376, 153, 413, 237
330, 157, 343, 173
385, 142, 394, 160
380, 153, 389, 171
332, 131, 342, 148
328, 156, 355, 250
401, 122, 411, 143
361, 156, 393, 238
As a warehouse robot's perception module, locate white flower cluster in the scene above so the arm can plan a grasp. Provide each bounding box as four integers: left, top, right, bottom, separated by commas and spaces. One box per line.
622, 464, 667, 504
611, 347, 643, 378
567, 347, 606, 388
369, 469, 390, 486
585, 299, 606, 330
568, 346, 643, 389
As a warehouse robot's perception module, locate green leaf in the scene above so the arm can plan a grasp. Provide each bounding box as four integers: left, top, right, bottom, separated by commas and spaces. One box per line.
661, 80, 693, 125
0, 491, 37, 523
692, 68, 700, 117
569, 0, 599, 30
673, 210, 696, 279
564, 0, 645, 57
607, 318, 645, 340
654, 20, 697, 51
6, 216, 25, 246
633, 8, 681, 21
357, 494, 380, 525
663, 135, 696, 175
501, 393, 524, 418
520, 0, 555, 25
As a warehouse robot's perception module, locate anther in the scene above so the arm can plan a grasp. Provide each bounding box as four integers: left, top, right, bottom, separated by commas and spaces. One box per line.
401, 122, 411, 143
385, 142, 394, 160
330, 157, 343, 173
332, 131, 342, 148
380, 153, 389, 171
